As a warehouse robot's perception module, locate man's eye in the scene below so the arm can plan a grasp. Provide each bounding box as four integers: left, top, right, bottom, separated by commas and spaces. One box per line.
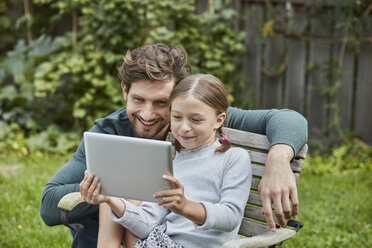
157, 101, 168, 107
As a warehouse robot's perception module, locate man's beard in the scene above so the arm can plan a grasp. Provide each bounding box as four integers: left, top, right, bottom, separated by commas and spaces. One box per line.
132, 114, 170, 140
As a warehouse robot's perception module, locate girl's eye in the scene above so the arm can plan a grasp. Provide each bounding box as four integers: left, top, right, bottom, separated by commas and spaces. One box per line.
192, 118, 201, 122
172, 115, 181, 119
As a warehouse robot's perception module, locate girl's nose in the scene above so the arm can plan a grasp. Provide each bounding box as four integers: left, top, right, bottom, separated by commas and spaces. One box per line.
181, 121, 191, 132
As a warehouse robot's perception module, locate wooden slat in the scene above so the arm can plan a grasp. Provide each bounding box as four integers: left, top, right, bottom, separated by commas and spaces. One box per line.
244, 205, 279, 225
223, 127, 270, 150
252, 164, 265, 178
296, 144, 308, 159
248, 192, 262, 207
238, 218, 270, 237
251, 178, 260, 191
251, 164, 301, 180
248, 150, 304, 172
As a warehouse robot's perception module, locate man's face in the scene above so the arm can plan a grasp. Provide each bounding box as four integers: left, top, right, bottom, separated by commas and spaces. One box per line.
122, 80, 174, 140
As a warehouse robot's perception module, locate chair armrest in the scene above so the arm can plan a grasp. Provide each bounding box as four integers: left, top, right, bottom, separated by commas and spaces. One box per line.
222, 228, 296, 248
57, 192, 85, 211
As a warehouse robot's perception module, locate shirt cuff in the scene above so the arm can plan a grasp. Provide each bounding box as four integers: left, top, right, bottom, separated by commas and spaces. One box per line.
194, 201, 215, 230
109, 198, 140, 226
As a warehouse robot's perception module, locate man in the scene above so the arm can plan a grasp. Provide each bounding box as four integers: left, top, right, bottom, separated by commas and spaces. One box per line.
40, 43, 307, 247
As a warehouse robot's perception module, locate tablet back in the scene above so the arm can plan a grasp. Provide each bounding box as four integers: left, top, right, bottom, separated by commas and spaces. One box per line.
84, 132, 173, 202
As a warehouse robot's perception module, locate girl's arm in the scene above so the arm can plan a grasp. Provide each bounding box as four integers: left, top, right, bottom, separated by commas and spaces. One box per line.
80, 170, 169, 238
197, 148, 252, 232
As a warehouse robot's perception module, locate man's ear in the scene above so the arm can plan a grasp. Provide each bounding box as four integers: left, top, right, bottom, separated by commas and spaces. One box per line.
121, 81, 128, 101
215, 112, 227, 129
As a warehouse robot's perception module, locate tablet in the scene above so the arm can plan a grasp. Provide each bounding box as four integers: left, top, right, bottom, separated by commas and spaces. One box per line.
84, 132, 173, 202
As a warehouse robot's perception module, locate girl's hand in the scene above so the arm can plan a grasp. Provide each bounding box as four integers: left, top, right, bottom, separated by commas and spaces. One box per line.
80, 170, 108, 204
154, 175, 188, 215
154, 175, 207, 225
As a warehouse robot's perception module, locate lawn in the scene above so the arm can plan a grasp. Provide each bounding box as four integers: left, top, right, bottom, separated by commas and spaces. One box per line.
283, 170, 372, 247
0, 153, 72, 247
0, 152, 371, 247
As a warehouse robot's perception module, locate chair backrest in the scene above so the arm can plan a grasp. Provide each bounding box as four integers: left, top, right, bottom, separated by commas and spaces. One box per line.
167, 127, 308, 236
222, 127, 308, 237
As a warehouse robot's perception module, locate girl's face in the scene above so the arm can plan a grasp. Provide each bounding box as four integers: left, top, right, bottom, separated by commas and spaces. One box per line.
170, 95, 226, 150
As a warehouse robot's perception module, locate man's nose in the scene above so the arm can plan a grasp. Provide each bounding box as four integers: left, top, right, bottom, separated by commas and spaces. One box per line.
141, 103, 155, 120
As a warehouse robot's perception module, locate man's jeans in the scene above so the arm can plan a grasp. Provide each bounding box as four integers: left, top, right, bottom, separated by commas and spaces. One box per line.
69, 211, 99, 248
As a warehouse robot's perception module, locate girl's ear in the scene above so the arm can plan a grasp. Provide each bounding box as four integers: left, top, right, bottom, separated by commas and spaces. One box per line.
215, 112, 226, 129
121, 81, 128, 101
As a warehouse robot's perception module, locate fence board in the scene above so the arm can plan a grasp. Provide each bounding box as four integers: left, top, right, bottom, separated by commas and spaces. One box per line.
262, 6, 286, 108
336, 43, 355, 132
236, 1, 372, 144
242, 3, 263, 107
307, 13, 332, 138
355, 27, 372, 144
195, 0, 209, 14
285, 7, 308, 113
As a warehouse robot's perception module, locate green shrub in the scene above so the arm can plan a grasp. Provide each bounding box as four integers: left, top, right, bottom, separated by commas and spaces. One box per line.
305, 138, 372, 175
1, 0, 245, 136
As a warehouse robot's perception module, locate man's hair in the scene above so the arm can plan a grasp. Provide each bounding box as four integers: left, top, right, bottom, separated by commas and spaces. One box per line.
169, 73, 231, 152
118, 43, 191, 91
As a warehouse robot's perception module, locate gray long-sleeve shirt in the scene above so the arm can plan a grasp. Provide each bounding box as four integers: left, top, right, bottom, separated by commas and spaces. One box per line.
110, 141, 252, 247
40, 107, 307, 226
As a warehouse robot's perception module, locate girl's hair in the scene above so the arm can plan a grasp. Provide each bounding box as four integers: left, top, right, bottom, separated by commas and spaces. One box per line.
169, 74, 231, 153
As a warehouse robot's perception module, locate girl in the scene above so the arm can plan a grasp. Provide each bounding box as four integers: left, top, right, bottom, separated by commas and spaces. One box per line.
80, 74, 252, 247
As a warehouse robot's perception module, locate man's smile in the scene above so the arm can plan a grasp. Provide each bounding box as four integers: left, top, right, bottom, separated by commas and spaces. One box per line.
138, 118, 158, 127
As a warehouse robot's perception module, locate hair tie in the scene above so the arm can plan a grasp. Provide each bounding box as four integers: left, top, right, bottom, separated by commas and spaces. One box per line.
220, 135, 228, 143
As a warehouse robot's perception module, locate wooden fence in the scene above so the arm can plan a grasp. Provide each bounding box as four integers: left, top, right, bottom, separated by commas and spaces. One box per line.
197, 0, 372, 145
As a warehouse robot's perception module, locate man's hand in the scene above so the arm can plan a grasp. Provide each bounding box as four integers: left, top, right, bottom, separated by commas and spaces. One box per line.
80, 170, 108, 205
258, 144, 298, 232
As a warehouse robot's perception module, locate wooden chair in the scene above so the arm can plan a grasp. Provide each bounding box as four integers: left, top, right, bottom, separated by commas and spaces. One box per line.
220, 127, 308, 248
58, 127, 308, 248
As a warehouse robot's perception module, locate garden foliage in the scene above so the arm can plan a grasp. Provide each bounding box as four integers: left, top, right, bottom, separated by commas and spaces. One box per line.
0, 0, 245, 154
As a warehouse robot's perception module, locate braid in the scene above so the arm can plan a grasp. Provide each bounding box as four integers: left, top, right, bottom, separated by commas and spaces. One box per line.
174, 139, 183, 153
215, 127, 231, 152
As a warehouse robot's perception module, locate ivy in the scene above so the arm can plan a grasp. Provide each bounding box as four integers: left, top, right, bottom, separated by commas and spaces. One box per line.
0, 0, 245, 154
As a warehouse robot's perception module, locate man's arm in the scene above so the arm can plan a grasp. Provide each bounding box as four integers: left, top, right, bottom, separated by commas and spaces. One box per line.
259, 144, 297, 231
227, 107, 307, 156
40, 108, 133, 226
40, 140, 99, 226
227, 107, 308, 231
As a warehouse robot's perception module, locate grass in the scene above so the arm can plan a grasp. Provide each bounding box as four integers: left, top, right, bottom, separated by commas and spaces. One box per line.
0, 153, 72, 247
0, 152, 371, 247
282, 170, 372, 248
